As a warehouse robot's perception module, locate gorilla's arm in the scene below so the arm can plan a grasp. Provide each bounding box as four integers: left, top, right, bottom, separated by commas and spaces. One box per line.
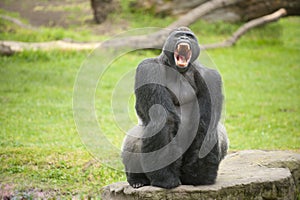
134, 59, 182, 188
194, 64, 226, 160
135, 59, 180, 142
195, 65, 223, 125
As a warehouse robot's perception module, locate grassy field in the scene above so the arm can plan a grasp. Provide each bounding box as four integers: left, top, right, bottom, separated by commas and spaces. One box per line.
0, 4, 299, 198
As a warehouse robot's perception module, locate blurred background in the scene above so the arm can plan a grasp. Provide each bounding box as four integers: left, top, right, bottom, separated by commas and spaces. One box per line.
0, 0, 299, 198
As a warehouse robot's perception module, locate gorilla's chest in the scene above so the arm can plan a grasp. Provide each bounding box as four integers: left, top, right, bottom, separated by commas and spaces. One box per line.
165, 70, 197, 107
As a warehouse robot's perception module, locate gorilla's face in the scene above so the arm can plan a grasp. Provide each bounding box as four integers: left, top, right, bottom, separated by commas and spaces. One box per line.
163, 27, 200, 72
174, 33, 193, 68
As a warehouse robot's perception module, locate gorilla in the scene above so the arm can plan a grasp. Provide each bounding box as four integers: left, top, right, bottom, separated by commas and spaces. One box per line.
122, 27, 228, 189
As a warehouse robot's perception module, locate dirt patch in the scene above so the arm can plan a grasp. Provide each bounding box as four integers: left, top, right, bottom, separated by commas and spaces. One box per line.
0, 0, 128, 35
0, 184, 14, 199
0, 0, 91, 27
0, 184, 62, 199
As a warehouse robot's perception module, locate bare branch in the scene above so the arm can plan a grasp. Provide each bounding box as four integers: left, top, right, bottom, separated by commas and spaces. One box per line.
202, 8, 287, 49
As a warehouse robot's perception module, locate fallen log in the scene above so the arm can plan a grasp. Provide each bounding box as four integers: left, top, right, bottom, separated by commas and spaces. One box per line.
132, 0, 300, 22
0, 8, 286, 55
0, 40, 101, 55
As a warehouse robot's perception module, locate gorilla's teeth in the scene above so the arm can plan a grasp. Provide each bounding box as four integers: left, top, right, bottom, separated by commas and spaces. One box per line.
177, 43, 190, 50
174, 42, 192, 67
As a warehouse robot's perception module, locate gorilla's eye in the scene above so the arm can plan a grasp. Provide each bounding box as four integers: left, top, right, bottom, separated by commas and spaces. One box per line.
174, 43, 192, 68
185, 33, 195, 39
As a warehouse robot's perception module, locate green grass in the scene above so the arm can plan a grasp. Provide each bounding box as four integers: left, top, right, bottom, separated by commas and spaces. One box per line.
0, 3, 299, 198
0, 50, 127, 197
212, 18, 300, 149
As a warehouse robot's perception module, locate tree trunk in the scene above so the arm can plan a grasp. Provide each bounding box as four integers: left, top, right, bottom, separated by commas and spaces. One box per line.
132, 0, 300, 22
90, 0, 119, 24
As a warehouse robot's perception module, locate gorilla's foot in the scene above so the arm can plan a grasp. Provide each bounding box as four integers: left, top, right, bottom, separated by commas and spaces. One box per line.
131, 182, 145, 188
129, 179, 150, 189
151, 177, 181, 189
126, 172, 150, 189
180, 172, 217, 185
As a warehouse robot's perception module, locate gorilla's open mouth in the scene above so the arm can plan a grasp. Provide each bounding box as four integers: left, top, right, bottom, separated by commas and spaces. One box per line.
174, 43, 192, 67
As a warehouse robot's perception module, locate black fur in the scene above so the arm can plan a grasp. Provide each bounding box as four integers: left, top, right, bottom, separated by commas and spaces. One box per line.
122, 27, 228, 189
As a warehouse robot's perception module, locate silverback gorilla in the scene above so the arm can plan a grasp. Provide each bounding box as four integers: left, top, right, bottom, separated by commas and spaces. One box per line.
122, 27, 228, 189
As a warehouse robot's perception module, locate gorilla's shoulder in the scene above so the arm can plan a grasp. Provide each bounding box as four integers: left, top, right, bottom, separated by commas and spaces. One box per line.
135, 58, 164, 86
139, 58, 159, 66
193, 63, 222, 82
136, 58, 161, 76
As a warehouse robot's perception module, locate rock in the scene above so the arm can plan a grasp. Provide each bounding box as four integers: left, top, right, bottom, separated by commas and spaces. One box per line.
101, 150, 300, 200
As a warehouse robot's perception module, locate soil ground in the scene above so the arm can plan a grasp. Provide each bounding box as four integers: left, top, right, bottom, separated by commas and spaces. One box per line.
0, 0, 128, 35
0, 0, 91, 27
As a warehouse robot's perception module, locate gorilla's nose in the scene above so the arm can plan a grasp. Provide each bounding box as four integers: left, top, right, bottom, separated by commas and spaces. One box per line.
179, 36, 189, 40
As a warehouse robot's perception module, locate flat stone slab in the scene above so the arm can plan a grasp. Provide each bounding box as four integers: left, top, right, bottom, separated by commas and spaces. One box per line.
102, 150, 300, 200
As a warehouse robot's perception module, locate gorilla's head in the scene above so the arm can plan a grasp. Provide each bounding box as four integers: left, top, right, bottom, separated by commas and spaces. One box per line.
163, 27, 200, 72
